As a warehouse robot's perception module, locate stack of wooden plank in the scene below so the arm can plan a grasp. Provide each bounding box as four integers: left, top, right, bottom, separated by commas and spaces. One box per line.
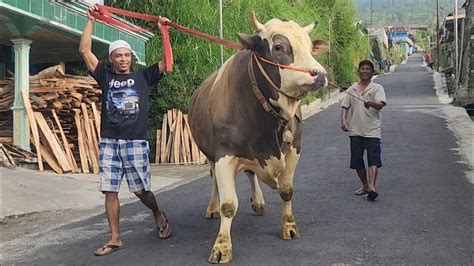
0, 65, 102, 174
155, 109, 206, 165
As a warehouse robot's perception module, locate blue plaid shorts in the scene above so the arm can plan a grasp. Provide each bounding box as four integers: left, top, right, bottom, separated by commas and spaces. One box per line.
99, 138, 151, 193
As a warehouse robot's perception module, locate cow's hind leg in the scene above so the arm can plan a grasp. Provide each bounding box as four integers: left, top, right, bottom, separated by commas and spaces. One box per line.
278, 147, 301, 239
209, 157, 238, 264
244, 170, 265, 214
206, 163, 220, 218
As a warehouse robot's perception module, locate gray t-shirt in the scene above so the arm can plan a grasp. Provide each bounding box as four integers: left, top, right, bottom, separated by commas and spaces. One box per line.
341, 82, 386, 138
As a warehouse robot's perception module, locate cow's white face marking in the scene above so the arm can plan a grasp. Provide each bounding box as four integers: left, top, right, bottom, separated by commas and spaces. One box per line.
258, 19, 328, 119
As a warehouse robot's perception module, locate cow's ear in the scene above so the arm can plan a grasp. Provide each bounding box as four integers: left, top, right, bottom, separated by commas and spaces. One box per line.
312, 40, 329, 55
237, 33, 261, 50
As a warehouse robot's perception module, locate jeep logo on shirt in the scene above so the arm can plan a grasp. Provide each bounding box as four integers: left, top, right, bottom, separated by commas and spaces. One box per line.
109, 78, 135, 89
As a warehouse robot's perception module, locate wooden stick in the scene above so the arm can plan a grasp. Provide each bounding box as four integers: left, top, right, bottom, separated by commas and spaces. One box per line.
165, 118, 178, 163
90, 102, 101, 137
183, 114, 199, 163
89, 119, 100, 159
81, 115, 93, 171
51, 109, 78, 173
34, 112, 71, 172
182, 122, 191, 164
160, 114, 168, 163
39, 143, 63, 174
155, 129, 162, 164
81, 103, 99, 174
21, 90, 43, 171
173, 110, 183, 164
74, 109, 89, 174
180, 116, 188, 165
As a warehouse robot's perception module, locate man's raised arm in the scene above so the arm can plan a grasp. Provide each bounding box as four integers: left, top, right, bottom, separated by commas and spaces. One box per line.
79, 5, 99, 72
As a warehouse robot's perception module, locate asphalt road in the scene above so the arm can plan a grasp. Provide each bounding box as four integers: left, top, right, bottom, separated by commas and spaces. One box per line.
3, 55, 472, 265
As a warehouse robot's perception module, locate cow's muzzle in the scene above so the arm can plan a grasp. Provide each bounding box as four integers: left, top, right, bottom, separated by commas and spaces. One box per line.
310, 70, 327, 89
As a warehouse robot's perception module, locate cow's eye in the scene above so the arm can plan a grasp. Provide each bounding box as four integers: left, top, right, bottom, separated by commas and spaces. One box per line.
274, 44, 283, 51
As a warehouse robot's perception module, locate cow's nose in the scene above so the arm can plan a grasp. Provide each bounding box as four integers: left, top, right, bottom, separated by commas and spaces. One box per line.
311, 70, 326, 87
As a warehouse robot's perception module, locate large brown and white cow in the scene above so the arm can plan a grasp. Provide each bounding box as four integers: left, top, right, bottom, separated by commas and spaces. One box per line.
189, 13, 328, 263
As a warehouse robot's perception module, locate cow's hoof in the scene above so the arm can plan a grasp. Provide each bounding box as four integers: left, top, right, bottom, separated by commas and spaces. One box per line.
250, 197, 265, 214
208, 234, 233, 263
280, 215, 301, 240
251, 202, 265, 214
206, 208, 220, 219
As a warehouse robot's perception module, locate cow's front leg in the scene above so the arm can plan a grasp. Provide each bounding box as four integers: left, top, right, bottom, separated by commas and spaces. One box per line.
244, 170, 265, 214
278, 147, 301, 239
209, 156, 238, 264
206, 163, 220, 218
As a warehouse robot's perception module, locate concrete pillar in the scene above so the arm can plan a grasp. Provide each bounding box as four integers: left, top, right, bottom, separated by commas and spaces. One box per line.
11, 38, 32, 151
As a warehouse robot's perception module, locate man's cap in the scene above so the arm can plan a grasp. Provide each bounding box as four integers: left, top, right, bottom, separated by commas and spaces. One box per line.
108, 40, 131, 55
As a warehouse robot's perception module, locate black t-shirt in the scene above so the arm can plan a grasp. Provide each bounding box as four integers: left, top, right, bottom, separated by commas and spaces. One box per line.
91, 63, 161, 139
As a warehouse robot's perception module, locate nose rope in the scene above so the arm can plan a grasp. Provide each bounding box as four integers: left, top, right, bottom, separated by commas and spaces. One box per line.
254, 55, 312, 74
252, 53, 301, 100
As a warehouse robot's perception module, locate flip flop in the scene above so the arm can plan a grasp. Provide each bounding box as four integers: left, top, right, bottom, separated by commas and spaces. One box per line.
94, 244, 124, 256
367, 190, 379, 201
354, 188, 368, 196
157, 211, 172, 239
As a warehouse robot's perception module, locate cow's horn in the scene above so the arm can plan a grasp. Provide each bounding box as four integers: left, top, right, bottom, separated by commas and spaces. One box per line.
303, 22, 316, 33
251, 12, 264, 32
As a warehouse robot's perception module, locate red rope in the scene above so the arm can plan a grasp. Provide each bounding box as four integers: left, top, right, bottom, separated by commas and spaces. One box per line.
90, 5, 311, 74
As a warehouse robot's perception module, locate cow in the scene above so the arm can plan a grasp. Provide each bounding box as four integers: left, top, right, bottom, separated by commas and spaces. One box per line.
188, 13, 328, 264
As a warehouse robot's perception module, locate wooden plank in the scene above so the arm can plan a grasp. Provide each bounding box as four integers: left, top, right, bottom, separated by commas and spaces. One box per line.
155, 129, 162, 164
39, 143, 63, 174
74, 109, 89, 173
81, 103, 99, 174
180, 115, 188, 165
182, 122, 192, 164
160, 114, 168, 164
51, 109, 78, 173
90, 102, 101, 137
89, 119, 100, 159
34, 112, 71, 172
183, 114, 199, 163
165, 118, 178, 163
173, 110, 183, 164
167, 110, 174, 130
81, 117, 92, 170
21, 90, 43, 171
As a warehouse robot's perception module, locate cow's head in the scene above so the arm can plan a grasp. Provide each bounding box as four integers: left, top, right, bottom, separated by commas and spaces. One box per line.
238, 13, 328, 102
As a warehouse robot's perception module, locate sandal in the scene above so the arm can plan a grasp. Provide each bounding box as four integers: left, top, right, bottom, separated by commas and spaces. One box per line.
354, 188, 368, 196
367, 190, 379, 201
94, 244, 124, 256
157, 211, 171, 239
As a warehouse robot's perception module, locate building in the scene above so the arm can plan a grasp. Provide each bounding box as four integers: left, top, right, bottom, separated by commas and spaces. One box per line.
0, 0, 153, 150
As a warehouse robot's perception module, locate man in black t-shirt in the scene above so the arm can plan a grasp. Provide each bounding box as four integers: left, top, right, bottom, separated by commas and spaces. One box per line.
79, 4, 171, 256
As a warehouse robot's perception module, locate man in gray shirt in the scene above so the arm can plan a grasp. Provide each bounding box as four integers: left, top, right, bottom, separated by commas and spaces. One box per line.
341, 60, 386, 201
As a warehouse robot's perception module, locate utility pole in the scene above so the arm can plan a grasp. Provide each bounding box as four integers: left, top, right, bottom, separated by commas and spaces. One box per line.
436, 0, 440, 70
368, 0, 373, 58
454, 0, 458, 89
219, 0, 224, 65
370, 0, 373, 27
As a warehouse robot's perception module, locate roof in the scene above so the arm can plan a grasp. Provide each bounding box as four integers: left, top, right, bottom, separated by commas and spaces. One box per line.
0, 0, 153, 65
